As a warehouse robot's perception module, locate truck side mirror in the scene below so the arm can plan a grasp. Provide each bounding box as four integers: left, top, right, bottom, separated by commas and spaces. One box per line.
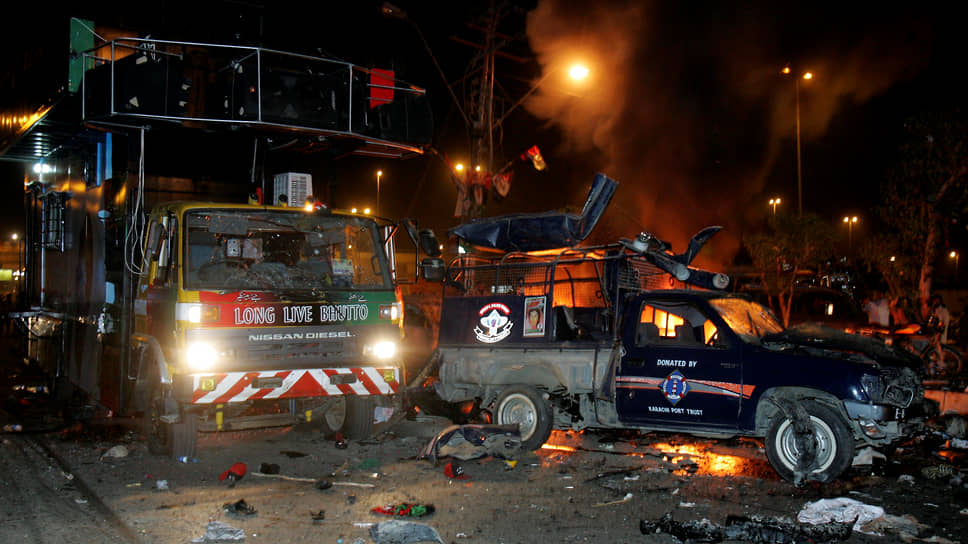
419, 229, 441, 258
420, 258, 445, 282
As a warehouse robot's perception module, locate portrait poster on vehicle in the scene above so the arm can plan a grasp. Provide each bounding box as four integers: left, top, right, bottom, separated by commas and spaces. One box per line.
523, 296, 547, 337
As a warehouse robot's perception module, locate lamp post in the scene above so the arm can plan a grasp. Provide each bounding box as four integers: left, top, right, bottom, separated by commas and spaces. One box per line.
950, 250, 959, 278
843, 216, 858, 250
769, 197, 781, 217
782, 67, 813, 217
376, 170, 383, 216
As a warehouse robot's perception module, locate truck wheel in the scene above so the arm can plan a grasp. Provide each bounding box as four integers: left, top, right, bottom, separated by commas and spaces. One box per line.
765, 400, 853, 484
143, 386, 197, 459
143, 386, 173, 455
321, 396, 373, 439
321, 397, 348, 434
494, 387, 553, 450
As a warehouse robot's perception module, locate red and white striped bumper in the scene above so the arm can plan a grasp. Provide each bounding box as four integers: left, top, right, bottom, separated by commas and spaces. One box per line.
189, 367, 401, 405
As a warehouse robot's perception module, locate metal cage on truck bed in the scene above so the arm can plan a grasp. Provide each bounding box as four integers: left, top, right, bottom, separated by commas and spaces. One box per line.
443, 244, 671, 340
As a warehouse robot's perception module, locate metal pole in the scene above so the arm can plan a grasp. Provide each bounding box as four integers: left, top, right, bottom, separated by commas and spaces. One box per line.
795, 78, 802, 217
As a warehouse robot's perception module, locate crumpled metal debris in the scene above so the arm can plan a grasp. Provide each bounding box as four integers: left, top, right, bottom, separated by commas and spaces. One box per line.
100, 445, 129, 460
190, 520, 245, 542
368, 520, 444, 544
640, 512, 852, 543
797, 497, 884, 534
418, 424, 521, 463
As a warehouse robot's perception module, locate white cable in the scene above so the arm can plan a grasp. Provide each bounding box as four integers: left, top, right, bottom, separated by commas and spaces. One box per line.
124, 128, 148, 276
70, 17, 107, 43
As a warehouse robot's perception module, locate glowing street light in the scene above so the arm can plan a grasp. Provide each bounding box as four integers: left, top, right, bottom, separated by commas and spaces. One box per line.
843, 216, 858, 249
951, 250, 959, 277
769, 197, 781, 216
376, 170, 383, 215
782, 66, 814, 217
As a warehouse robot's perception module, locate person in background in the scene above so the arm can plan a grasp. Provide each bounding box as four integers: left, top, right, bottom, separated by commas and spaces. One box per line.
863, 292, 891, 328
930, 294, 952, 344
890, 295, 915, 329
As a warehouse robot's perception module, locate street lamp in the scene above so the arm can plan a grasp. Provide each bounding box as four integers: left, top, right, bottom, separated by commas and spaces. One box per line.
843, 216, 858, 249
376, 170, 383, 215
782, 66, 813, 217
950, 250, 959, 278
769, 197, 781, 216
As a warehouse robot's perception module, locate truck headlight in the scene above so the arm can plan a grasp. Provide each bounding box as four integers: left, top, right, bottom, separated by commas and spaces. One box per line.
366, 341, 397, 360
185, 342, 218, 371
379, 303, 401, 321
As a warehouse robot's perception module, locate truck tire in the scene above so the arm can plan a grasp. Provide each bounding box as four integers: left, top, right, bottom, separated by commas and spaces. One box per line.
494, 386, 553, 450
765, 400, 853, 484
324, 395, 374, 440
143, 385, 197, 459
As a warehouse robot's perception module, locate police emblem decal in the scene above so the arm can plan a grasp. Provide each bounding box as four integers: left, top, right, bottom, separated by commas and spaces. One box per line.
660, 370, 690, 405
474, 302, 513, 343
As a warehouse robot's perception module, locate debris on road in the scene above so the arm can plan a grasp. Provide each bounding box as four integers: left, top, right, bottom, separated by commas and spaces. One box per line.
593, 492, 633, 507
190, 520, 245, 543
443, 462, 468, 480
369, 520, 445, 544
223, 499, 257, 518
99, 445, 129, 460
371, 503, 436, 517
311, 510, 325, 524
219, 463, 247, 487
418, 424, 521, 463
797, 497, 884, 534
259, 462, 280, 474
640, 512, 853, 543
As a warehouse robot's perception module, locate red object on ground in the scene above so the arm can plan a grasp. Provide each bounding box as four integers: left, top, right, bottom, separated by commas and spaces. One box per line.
219, 462, 247, 481
443, 462, 469, 480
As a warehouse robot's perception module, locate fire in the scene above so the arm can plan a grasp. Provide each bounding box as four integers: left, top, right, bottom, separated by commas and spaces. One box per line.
650, 441, 747, 476
541, 429, 581, 452
538, 431, 755, 477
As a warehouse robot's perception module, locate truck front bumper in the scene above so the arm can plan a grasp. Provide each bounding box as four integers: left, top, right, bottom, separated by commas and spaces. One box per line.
843, 399, 924, 443
174, 367, 401, 405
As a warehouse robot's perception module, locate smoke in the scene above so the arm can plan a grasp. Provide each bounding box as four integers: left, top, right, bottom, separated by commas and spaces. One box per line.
524, 0, 934, 268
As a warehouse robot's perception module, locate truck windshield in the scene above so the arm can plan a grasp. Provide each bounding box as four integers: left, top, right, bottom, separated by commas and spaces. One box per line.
183, 210, 392, 291
708, 297, 784, 343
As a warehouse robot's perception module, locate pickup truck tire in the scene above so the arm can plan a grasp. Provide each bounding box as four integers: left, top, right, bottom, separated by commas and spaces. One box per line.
333, 395, 374, 440
765, 400, 853, 484
495, 387, 553, 450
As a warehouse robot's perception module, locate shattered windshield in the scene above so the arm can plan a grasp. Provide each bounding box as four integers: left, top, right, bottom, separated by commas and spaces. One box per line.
184, 210, 391, 291
708, 297, 784, 344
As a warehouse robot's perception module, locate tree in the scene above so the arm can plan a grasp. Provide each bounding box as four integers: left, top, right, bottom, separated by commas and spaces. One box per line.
742, 213, 837, 326
878, 110, 968, 319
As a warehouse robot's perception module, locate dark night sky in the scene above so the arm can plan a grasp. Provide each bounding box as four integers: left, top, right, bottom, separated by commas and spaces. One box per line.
2, 1, 967, 265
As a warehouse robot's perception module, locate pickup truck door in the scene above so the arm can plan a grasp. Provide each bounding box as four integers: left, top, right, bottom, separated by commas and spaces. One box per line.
616, 299, 743, 429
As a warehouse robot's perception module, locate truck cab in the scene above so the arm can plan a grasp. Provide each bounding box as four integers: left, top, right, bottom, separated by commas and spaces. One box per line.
133, 202, 405, 457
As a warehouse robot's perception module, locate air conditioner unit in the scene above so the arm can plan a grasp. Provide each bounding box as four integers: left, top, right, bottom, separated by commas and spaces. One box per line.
273, 172, 312, 207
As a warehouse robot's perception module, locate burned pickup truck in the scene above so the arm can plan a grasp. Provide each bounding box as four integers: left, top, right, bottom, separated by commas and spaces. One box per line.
425, 174, 928, 483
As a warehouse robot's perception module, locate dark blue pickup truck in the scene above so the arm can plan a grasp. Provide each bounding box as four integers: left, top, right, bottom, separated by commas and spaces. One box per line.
432, 244, 927, 484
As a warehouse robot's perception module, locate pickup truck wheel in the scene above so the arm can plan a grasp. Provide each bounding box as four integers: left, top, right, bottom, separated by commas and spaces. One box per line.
495, 387, 553, 450
765, 400, 853, 484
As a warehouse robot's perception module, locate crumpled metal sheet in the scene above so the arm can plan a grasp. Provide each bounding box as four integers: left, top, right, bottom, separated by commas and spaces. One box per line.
369, 520, 445, 544
190, 520, 245, 542
418, 424, 522, 463
448, 173, 617, 252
